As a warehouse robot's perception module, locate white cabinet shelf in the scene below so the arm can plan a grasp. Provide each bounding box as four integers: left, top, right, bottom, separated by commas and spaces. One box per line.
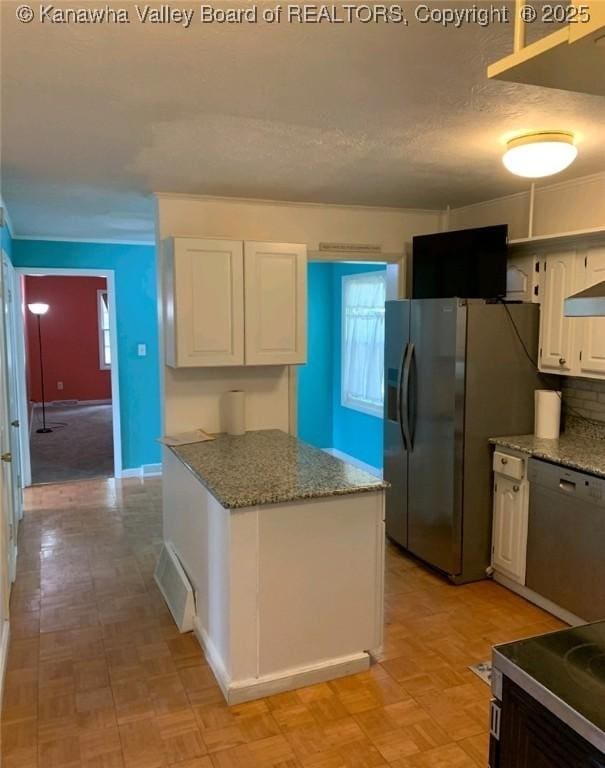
164, 237, 307, 368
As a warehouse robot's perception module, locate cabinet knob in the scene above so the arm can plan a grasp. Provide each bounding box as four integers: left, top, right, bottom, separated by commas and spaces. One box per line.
559, 357, 566, 366
501, 458, 508, 465
1, 452, 12, 463
513, 485, 520, 493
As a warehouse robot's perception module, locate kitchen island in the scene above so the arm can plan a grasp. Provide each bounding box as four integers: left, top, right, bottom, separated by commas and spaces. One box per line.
162, 429, 387, 704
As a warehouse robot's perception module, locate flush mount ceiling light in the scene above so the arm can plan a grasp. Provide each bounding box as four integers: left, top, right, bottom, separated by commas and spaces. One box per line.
502, 131, 577, 178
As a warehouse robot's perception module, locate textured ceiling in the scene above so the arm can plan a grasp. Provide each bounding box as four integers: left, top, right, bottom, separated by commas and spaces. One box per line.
2, 1, 605, 242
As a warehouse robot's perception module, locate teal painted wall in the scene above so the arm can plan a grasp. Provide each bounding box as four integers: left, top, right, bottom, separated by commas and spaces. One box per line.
298, 262, 385, 470
297, 263, 333, 448
332, 263, 385, 469
12, 240, 160, 470
1, 222, 13, 260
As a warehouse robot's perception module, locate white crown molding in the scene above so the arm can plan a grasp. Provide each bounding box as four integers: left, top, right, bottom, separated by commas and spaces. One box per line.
154, 191, 442, 217
449, 188, 530, 215
0, 196, 15, 237
451, 170, 605, 216
12, 235, 154, 246
533, 169, 605, 194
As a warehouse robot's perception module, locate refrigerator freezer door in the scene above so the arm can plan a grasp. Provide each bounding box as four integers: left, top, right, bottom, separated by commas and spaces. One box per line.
384, 300, 410, 548
407, 298, 466, 576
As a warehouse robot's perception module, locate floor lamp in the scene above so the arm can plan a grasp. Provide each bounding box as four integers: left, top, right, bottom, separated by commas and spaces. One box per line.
28, 302, 52, 434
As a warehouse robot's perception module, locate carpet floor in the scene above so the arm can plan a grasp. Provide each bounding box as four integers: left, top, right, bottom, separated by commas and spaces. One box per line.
30, 403, 114, 484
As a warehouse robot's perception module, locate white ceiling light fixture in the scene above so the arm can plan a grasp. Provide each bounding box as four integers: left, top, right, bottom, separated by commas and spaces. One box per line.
502, 131, 578, 179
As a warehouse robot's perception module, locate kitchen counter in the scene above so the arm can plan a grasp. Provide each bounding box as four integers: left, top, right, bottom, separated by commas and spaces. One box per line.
162, 430, 386, 703
170, 429, 387, 509
489, 430, 605, 479
493, 621, 605, 754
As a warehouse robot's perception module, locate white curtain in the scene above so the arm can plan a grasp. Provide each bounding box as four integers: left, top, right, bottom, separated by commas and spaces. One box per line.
342, 273, 385, 413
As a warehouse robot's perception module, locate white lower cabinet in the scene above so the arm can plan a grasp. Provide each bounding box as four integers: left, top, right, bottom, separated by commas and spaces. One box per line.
492, 450, 529, 585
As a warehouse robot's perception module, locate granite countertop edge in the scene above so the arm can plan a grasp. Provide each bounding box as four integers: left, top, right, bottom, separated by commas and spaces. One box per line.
489, 434, 605, 480
169, 430, 387, 509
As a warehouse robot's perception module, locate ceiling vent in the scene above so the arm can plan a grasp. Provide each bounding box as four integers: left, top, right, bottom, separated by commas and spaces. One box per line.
318, 242, 383, 255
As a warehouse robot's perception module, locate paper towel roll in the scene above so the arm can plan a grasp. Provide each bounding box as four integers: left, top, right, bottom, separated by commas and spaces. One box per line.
225, 390, 245, 436
534, 390, 561, 440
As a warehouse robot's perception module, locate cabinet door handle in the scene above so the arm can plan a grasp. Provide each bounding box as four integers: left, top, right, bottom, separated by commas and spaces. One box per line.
559, 357, 566, 366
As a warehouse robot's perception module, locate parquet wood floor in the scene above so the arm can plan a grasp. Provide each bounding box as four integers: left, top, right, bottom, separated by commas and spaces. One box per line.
1, 476, 564, 767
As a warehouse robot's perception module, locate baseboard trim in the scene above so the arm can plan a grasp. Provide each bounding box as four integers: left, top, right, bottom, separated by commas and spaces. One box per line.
322, 448, 382, 479
0, 620, 10, 712
192, 615, 369, 705
119, 463, 162, 479
193, 617, 230, 701
33, 399, 113, 407
494, 572, 583, 626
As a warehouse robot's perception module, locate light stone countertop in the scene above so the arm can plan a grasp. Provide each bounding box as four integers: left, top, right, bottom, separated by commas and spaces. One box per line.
170, 429, 387, 509
489, 430, 605, 479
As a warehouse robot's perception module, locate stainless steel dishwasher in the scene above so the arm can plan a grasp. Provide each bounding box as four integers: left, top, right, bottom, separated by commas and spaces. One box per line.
526, 458, 605, 622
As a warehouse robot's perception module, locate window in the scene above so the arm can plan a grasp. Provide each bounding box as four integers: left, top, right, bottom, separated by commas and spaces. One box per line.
97, 289, 111, 370
341, 272, 386, 416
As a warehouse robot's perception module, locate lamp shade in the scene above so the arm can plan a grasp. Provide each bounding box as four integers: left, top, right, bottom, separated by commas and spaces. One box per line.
28, 302, 49, 315
502, 132, 577, 179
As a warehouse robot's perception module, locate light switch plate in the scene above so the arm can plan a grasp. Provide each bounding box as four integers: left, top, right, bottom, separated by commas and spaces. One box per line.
137, 344, 147, 357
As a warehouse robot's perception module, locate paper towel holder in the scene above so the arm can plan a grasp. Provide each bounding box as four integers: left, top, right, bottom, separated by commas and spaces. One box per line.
223, 389, 246, 436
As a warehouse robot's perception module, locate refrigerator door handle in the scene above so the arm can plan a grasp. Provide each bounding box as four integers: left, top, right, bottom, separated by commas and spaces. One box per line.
396, 343, 408, 451
402, 342, 414, 451
408, 342, 417, 447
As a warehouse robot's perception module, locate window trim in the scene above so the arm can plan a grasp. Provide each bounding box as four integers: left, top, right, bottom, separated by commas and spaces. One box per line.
340, 272, 386, 418
97, 288, 111, 370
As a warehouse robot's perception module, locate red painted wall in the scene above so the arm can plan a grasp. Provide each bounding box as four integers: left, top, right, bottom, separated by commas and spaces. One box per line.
24, 276, 111, 403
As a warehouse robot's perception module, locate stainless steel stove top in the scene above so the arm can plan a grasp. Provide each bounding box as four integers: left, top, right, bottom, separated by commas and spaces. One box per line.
493, 621, 605, 752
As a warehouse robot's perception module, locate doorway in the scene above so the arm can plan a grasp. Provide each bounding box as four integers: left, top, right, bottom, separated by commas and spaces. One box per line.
297, 261, 388, 476
14, 268, 122, 485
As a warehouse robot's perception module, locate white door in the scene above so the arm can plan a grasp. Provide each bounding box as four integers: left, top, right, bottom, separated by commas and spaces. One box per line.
578, 247, 605, 377
168, 238, 244, 367
2, 258, 23, 524
539, 251, 576, 374
0, 259, 18, 585
244, 242, 307, 365
492, 475, 528, 585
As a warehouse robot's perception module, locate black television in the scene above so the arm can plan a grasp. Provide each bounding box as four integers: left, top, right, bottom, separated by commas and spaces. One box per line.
412, 224, 508, 299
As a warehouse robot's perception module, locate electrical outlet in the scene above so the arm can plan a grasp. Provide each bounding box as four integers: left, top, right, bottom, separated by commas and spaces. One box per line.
57, 381, 64, 390
137, 344, 147, 357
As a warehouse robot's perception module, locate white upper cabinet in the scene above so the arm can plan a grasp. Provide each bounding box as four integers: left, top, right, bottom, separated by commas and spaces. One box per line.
164, 238, 307, 368
538, 244, 605, 380
578, 247, 605, 377
506, 254, 539, 303
539, 251, 576, 374
164, 238, 245, 368
244, 242, 307, 365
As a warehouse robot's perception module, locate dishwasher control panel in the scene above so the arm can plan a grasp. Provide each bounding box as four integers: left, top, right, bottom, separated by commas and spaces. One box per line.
527, 458, 605, 508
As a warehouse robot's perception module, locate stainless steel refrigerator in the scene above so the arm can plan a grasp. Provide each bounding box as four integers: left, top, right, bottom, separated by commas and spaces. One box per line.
384, 298, 542, 584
